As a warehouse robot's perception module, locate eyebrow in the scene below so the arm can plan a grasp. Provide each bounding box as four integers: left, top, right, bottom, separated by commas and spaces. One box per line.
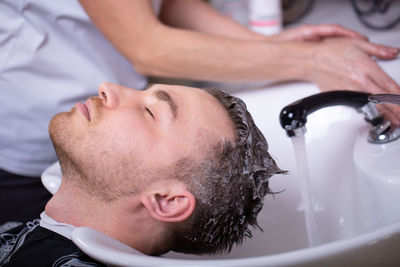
153, 89, 178, 119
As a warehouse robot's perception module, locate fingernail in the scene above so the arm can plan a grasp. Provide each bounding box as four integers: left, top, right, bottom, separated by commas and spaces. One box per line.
383, 48, 399, 57
390, 47, 399, 54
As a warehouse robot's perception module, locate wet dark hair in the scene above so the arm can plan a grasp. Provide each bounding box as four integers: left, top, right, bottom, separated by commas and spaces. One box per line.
170, 88, 286, 255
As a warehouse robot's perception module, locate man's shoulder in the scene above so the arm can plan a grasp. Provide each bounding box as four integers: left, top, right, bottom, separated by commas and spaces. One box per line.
0, 220, 107, 267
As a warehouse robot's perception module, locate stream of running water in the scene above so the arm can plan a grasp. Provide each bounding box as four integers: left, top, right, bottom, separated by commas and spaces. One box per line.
291, 135, 320, 247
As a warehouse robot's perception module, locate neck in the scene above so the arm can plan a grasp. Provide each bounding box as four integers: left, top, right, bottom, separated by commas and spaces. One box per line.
45, 177, 167, 255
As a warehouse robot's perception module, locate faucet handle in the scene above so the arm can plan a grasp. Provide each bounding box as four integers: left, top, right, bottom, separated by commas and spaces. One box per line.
368, 94, 400, 105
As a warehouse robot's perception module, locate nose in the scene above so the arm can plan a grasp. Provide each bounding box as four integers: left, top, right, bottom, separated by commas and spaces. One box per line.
98, 82, 143, 109
98, 82, 123, 109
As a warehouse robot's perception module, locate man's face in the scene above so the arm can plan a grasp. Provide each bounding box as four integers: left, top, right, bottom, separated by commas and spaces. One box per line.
49, 83, 234, 199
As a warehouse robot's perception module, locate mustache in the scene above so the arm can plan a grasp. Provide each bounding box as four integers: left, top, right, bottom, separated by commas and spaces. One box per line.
89, 97, 104, 120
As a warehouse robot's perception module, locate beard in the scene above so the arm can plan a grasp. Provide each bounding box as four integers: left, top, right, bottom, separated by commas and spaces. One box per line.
49, 111, 79, 178
49, 111, 93, 195
48, 109, 146, 201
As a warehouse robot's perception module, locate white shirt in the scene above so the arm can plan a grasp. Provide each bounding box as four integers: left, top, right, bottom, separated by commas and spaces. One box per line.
0, 0, 148, 176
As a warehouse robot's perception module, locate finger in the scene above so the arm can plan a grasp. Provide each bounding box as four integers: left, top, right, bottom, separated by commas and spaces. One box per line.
368, 63, 400, 95
392, 104, 400, 126
357, 40, 400, 59
364, 77, 400, 125
376, 104, 400, 126
310, 24, 368, 40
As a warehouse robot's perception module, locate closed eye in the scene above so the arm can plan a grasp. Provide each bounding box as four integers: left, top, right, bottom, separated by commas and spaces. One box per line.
145, 107, 155, 119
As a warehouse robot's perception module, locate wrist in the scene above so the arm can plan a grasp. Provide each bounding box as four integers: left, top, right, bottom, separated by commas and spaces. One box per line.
271, 41, 315, 81
292, 42, 315, 82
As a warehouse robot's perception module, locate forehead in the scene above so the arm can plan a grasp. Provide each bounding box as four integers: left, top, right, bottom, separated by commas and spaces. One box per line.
151, 84, 235, 142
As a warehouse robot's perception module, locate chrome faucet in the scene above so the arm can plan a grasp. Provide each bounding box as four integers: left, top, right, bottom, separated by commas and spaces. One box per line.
279, 90, 400, 144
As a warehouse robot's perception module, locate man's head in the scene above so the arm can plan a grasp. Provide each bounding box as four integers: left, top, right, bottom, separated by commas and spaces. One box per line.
49, 82, 234, 199
48, 82, 283, 255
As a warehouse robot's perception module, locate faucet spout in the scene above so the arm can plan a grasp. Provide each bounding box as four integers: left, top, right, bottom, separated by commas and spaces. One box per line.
279, 91, 373, 137
279, 90, 400, 143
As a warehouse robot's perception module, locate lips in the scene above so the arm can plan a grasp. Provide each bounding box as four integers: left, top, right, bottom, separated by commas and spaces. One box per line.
75, 101, 90, 121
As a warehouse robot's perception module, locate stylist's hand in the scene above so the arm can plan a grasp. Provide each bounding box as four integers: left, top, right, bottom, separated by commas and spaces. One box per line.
307, 37, 400, 125
271, 24, 368, 42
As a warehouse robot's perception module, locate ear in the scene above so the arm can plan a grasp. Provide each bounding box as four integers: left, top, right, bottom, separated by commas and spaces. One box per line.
140, 184, 196, 223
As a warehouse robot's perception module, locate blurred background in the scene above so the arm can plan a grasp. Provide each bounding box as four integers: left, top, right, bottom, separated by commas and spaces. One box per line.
150, 0, 400, 90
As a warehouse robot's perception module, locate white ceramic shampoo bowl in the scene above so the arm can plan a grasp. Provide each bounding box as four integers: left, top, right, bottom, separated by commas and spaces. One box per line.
42, 83, 400, 266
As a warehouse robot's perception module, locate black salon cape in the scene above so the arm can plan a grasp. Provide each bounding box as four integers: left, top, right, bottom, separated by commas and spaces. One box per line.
0, 220, 107, 266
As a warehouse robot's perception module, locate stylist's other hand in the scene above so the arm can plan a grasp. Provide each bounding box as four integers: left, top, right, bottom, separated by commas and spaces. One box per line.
271, 24, 368, 42
307, 37, 400, 125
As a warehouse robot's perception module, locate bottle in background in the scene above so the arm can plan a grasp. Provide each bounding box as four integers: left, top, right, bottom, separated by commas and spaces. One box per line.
248, 0, 282, 35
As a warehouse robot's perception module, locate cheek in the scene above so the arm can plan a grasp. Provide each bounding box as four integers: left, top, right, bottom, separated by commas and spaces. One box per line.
147, 130, 196, 168
90, 113, 156, 159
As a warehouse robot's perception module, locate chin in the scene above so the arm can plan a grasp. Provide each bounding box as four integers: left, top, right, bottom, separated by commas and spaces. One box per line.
49, 111, 79, 161
49, 112, 70, 142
